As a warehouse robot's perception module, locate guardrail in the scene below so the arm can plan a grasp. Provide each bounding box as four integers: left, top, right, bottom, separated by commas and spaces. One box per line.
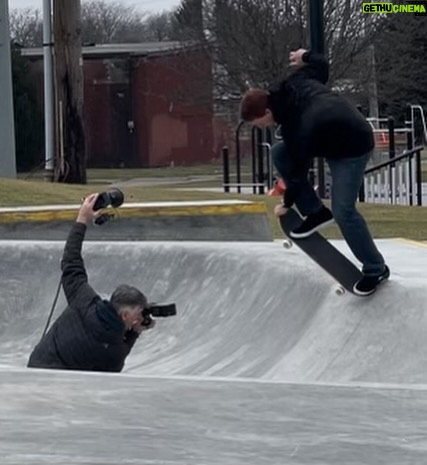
222, 124, 274, 194
361, 146, 424, 206
223, 107, 425, 202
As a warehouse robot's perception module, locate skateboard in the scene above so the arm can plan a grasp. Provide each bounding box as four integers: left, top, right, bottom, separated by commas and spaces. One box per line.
278, 209, 363, 295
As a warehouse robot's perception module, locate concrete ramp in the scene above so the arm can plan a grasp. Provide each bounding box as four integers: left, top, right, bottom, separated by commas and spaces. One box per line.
1, 239, 426, 384
2, 239, 427, 464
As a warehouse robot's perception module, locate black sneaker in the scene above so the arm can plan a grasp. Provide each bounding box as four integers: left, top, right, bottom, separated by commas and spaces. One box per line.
353, 266, 390, 296
289, 207, 334, 239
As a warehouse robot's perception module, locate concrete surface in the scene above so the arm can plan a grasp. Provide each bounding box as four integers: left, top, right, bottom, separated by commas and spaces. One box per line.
0, 200, 272, 241
3, 369, 427, 465
1, 238, 427, 464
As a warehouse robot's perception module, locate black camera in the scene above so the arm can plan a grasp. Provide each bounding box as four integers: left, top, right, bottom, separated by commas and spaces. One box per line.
93, 189, 125, 225
93, 188, 124, 211
142, 303, 177, 326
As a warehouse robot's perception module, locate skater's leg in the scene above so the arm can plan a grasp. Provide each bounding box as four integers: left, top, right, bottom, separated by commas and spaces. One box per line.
327, 153, 387, 276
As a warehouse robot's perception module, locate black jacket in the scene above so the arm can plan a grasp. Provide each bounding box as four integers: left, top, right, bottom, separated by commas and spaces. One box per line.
27, 222, 140, 372
268, 51, 374, 207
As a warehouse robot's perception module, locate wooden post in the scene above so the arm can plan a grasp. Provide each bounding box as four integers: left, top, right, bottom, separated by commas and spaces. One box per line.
53, 0, 86, 184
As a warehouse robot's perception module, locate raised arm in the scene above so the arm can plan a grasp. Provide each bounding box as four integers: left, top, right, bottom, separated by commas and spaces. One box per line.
61, 194, 100, 309
289, 49, 329, 84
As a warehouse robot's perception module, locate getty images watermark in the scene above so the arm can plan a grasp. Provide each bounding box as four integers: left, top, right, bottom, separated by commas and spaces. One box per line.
362, 1, 427, 15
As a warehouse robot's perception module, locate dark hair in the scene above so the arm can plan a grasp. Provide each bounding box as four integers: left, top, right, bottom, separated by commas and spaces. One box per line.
110, 284, 147, 311
240, 88, 270, 122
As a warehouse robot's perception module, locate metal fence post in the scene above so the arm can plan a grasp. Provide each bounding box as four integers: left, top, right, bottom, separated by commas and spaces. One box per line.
235, 121, 244, 194
416, 149, 422, 206
388, 117, 395, 162
251, 127, 257, 194
256, 128, 265, 195
387, 116, 395, 203
222, 146, 230, 193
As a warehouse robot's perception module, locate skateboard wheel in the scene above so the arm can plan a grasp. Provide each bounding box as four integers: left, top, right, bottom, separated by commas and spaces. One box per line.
282, 240, 293, 249
335, 286, 345, 296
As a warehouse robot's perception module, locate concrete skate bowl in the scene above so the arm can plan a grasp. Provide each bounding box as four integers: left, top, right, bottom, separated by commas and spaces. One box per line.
1, 239, 427, 385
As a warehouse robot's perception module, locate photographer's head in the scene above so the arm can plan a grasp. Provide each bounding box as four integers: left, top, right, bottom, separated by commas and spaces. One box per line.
110, 284, 147, 329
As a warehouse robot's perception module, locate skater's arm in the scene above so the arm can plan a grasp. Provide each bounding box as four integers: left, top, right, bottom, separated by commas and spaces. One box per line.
61, 195, 100, 308
289, 49, 329, 84
282, 157, 311, 209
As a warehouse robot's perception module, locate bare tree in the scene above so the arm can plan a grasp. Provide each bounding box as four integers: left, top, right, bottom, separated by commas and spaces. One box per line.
81, 0, 147, 44
9, 8, 43, 47
9, 2, 183, 46
144, 13, 173, 42
170, 0, 383, 95
375, 13, 427, 121
323, 0, 384, 83
210, 0, 307, 92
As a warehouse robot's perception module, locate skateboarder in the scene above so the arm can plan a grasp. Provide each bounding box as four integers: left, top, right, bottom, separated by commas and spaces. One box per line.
27, 194, 156, 372
239, 48, 389, 296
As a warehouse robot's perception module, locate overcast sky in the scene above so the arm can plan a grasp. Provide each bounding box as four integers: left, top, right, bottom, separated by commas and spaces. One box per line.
9, 0, 182, 14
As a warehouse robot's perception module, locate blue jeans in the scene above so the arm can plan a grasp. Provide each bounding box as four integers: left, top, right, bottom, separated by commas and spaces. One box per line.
272, 142, 386, 276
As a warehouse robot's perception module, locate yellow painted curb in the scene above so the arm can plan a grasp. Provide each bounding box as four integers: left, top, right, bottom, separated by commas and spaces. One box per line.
0, 202, 267, 224
395, 238, 427, 249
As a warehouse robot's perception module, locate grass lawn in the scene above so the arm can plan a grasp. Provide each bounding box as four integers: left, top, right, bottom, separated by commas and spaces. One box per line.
19, 164, 226, 183
19, 149, 427, 183
1, 175, 427, 241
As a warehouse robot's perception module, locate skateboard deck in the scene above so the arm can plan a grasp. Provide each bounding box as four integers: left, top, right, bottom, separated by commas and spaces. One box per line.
278, 209, 363, 295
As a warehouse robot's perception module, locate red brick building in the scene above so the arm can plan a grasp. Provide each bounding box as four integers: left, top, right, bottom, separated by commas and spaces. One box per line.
22, 42, 216, 168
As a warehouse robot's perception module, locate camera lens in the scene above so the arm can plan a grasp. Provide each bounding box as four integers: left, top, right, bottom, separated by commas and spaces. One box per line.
92, 189, 124, 211
108, 189, 124, 208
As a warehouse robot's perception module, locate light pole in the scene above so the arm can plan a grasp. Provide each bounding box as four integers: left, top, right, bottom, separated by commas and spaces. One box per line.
0, 0, 17, 178
308, 0, 325, 197
308, 0, 324, 54
43, 0, 55, 181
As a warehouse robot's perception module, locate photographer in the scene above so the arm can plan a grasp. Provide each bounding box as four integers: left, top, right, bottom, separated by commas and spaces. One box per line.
27, 193, 155, 372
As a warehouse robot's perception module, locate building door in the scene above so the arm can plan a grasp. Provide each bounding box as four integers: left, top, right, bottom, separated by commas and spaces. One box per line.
110, 83, 136, 167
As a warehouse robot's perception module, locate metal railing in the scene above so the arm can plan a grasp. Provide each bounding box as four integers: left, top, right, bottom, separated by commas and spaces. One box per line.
410, 104, 427, 146
223, 106, 426, 201
222, 124, 274, 194
361, 146, 424, 206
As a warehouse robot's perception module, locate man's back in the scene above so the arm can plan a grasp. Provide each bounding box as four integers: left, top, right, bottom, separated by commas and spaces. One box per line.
28, 299, 136, 372
268, 51, 374, 160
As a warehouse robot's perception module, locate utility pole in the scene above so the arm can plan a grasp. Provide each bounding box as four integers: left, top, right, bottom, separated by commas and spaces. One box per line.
53, 0, 86, 184
0, 0, 17, 178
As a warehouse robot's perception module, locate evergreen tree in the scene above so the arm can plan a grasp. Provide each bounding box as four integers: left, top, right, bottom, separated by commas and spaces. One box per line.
376, 14, 427, 122
11, 44, 43, 172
